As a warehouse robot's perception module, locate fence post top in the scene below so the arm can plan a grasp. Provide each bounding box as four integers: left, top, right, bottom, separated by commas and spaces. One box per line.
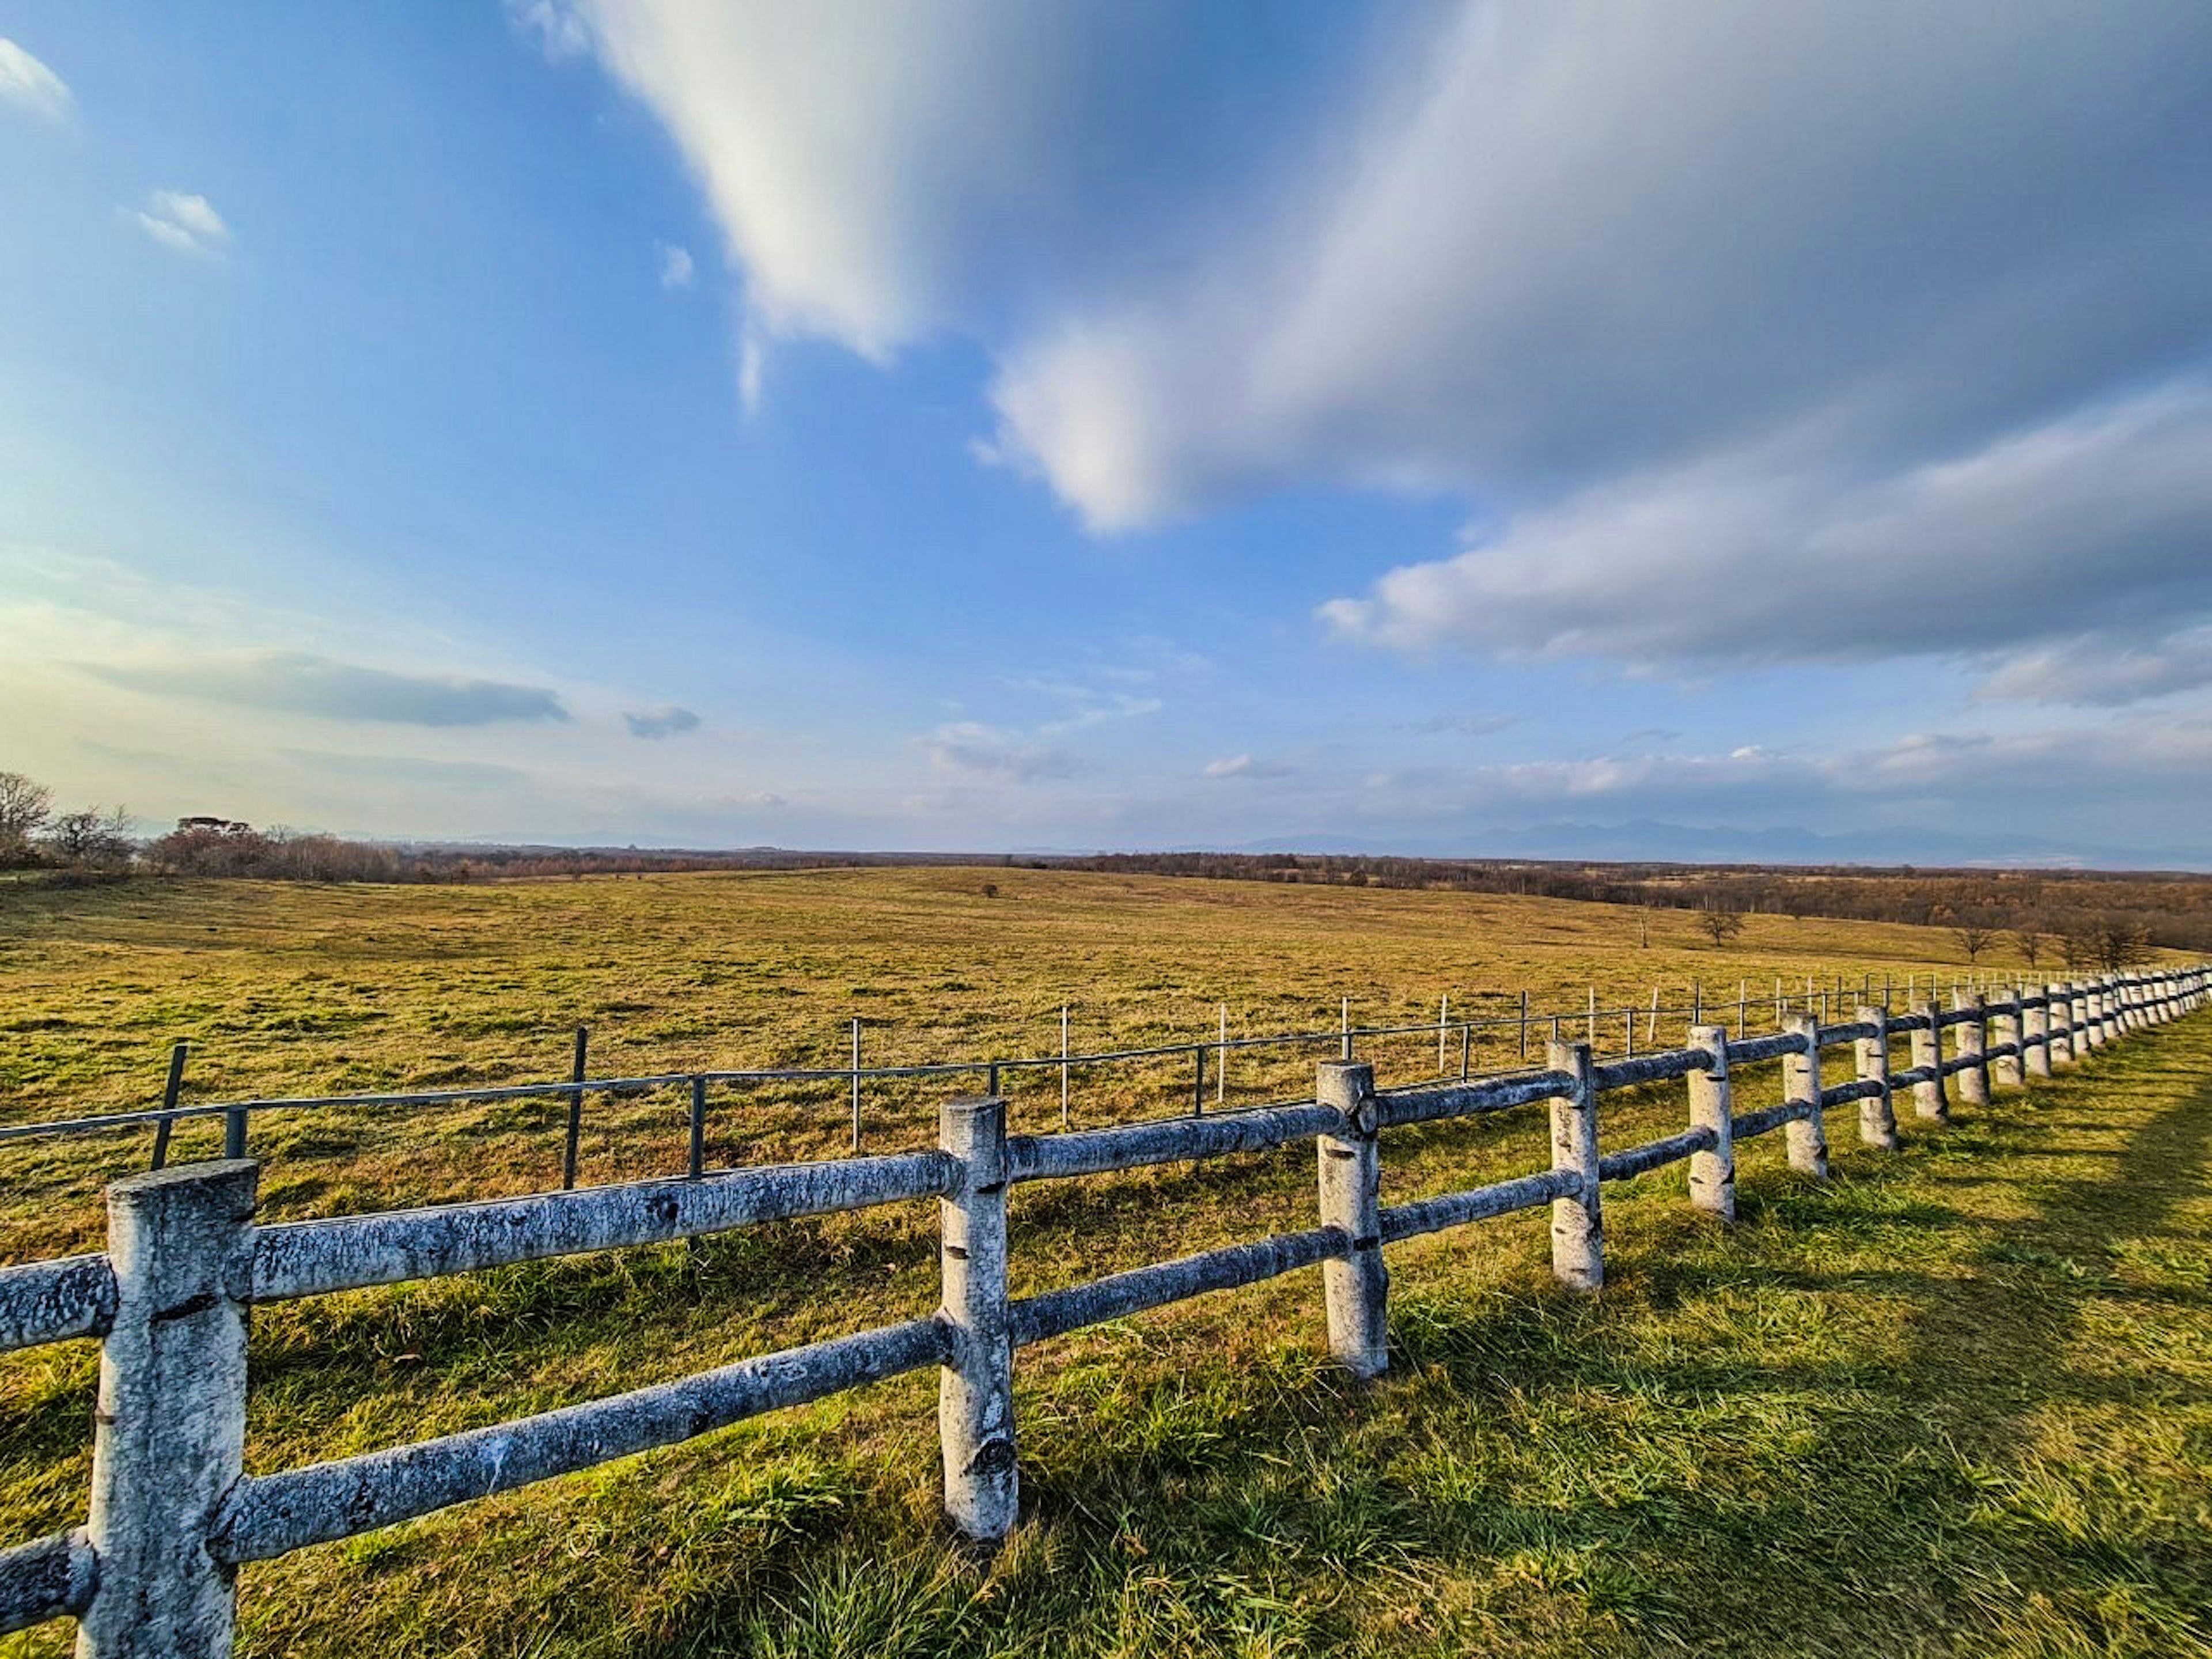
1544, 1037, 1595, 1074
1316, 1058, 1375, 1105
938, 1095, 1005, 1125
1856, 1003, 1887, 1021
109, 1158, 259, 1204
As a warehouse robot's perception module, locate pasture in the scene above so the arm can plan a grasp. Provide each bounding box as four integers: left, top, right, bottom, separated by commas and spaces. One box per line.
2, 870, 2206, 1656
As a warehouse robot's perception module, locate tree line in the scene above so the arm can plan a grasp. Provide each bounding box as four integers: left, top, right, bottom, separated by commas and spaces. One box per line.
1067, 851, 2192, 967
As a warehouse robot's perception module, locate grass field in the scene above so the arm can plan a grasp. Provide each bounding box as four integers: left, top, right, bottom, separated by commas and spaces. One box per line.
2, 871, 2206, 1656
0, 868, 2057, 1254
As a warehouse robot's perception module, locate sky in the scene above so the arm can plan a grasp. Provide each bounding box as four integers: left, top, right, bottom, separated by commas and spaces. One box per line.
3, 1, 2211, 862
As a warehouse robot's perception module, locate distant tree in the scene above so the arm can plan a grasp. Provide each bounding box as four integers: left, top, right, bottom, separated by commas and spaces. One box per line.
1635, 905, 1655, 948
980, 882, 999, 899
40, 805, 135, 872
0, 771, 51, 865
2010, 924, 2048, 970
1695, 906, 1745, 947
1952, 923, 1996, 963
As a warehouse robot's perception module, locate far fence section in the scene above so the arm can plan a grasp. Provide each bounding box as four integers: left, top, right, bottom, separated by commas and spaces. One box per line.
0, 968, 2203, 1655
0, 966, 2089, 1181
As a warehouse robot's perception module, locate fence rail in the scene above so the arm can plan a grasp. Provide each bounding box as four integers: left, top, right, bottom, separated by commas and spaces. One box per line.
0, 968, 2093, 1168
0, 968, 2202, 1655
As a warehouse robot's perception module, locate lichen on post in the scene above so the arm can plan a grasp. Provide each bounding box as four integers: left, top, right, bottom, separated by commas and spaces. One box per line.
1685, 1025, 1734, 1221
1854, 1006, 1899, 1150
1781, 1013, 1830, 1177
1954, 991, 1990, 1108
1315, 1060, 1388, 1377
1546, 1040, 1603, 1290
1988, 995, 2022, 1089
937, 1096, 1015, 1546
79, 1160, 258, 1659
1908, 1002, 1949, 1122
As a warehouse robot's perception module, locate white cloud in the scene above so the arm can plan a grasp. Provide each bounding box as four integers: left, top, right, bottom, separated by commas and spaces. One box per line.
657, 240, 695, 289
1321, 378, 2212, 668
988, 4, 2212, 532
564, 0, 1104, 359
921, 721, 1073, 782
506, 0, 593, 61
1203, 753, 1293, 781
135, 190, 230, 256
0, 37, 71, 122
1976, 628, 2212, 709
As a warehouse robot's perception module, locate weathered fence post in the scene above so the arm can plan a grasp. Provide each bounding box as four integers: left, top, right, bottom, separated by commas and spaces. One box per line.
1781, 1013, 1829, 1177
1316, 1060, 1388, 1378
1989, 994, 2022, 1089
1908, 1002, 1948, 1122
1546, 1041, 1603, 1290
2034, 984, 2062, 1073
79, 1160, 257, 1659
1854, 1005, 1899, 1150
561, 1025, 588, 1191
1954, 991, 1990, 1109
1685, 1024, 1734, 1221
938, 1096, 1016, 1544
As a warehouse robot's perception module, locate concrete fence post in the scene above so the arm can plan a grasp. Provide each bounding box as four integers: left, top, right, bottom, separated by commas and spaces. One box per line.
2057, 983, 2082, 1066
1316, 1060, 1388, 1378
79, 1160, 258, 1659
1954, 991, 1990, 1109
937, 1096, 1016, 1545
1854, 1006, 1899, 1150
1908, 1002, 1948, 1123
1685, 1025, 1734, 1221
1546, 1041, 1603, 1291
1989, 994, 2022, 1089
2024, 989, 2054, 1076
1780, 1013, 1829, 1177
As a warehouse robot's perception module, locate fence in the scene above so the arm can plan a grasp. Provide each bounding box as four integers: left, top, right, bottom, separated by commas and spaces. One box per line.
0, 968, 2202, 1654
0, 965, 2078, 1181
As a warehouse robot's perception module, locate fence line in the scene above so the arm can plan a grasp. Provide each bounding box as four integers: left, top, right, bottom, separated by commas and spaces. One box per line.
0, 965, 2127, 1161
0, 967, 2202, 1653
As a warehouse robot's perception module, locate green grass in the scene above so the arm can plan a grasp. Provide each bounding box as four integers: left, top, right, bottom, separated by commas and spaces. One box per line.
1, 873, 2205, 1655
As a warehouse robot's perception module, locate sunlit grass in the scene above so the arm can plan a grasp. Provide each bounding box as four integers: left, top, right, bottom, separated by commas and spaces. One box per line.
1, 872, 2203, 1655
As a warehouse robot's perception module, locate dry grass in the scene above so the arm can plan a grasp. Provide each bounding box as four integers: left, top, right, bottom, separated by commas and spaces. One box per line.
1, 870, 2203, 1656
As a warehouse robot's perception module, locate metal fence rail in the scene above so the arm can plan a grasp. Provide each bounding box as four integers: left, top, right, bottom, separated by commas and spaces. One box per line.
0, 967, 2093, 1169
0, 967, 2201, 1656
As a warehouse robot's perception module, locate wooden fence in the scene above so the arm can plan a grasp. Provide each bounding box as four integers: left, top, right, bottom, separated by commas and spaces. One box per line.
0, 968, 2202, 1655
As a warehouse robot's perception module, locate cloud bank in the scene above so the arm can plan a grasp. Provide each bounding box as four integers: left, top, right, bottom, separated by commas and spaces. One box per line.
87, 651, 572, 726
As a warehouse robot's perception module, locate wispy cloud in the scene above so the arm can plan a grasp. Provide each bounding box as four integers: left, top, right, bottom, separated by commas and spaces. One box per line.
1203, 753, 1293, 781
506, 0, 592, 61
922, 721, 1073, 783
1410, 713, 1518, 738
85, 651, 571, 726
135, 190, 230, 256
0, 36, 70, 122
623, 704, 701, 739
657, 240, 695, 289
278, 749, 529, 790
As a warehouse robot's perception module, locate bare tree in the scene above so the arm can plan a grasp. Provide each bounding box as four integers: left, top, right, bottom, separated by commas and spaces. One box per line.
0, 771, 51, 864
40, 805, 135, 872
1695, 906, 1745, 947
1952, 923, 1996, 963
2010, 923, 2048, 970
1635, 905, 1654, 948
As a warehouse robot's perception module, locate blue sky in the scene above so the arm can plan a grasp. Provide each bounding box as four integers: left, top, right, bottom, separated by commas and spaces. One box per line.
4, 2, 2211, 860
